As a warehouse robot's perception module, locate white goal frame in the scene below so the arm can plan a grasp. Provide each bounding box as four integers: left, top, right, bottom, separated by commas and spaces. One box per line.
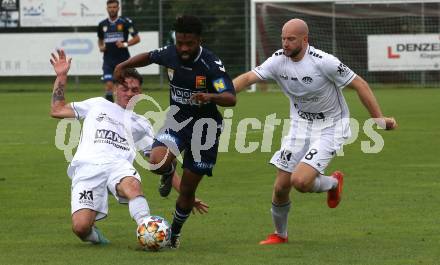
249, 0, 440, 91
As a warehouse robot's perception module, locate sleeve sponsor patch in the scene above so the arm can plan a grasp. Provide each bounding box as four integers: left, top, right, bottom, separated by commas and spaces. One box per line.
213, 78, 226, 92
337, 63, 350, 77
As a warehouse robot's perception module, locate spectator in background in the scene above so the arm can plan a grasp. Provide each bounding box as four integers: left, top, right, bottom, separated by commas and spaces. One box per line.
97, 0, 140, 102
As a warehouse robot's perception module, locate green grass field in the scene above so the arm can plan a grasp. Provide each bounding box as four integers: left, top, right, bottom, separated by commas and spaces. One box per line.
0, 82, 439, 265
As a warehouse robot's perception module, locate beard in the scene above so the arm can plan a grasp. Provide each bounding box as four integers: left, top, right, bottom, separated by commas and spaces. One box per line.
177, 49, 199, 63
284, 47, 302, 58
178, 52, 193, 62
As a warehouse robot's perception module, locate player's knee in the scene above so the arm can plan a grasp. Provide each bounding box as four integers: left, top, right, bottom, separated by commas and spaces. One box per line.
119, 177, 142, 199
72, 221, 92, 239
291, 176, 309, 193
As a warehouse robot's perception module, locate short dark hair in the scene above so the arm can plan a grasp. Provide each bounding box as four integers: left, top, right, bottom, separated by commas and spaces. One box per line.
174, 15, 202, 36
118, 68, 143, 85
107, 0, 119, 5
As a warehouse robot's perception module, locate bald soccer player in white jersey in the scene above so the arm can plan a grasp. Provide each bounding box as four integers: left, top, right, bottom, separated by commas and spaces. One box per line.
233, 19, 397, 245
49, 49, 207, 245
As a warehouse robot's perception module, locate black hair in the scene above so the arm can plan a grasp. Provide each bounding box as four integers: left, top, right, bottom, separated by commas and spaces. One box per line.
174, 15, 203, 36
118, 68, 143, 85
107, 0, 119, 5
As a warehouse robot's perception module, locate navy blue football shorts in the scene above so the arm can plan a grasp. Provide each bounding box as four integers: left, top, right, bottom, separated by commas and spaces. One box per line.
152, 124, 221, 177
102, 56, 129, 82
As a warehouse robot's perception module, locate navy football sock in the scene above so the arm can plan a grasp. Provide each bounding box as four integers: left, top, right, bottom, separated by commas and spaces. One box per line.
171, 204, 191, 236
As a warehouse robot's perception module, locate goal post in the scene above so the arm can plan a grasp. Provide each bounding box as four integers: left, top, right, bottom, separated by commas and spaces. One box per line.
250, 0, 440, 89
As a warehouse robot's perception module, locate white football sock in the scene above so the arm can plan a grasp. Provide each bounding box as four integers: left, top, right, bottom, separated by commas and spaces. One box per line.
311, 175, 338, 193
271, 201, 291, 238
84, 227, 100, 243
129, 196, 150, 225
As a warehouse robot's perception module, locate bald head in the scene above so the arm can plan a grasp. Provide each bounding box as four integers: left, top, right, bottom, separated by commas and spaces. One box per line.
281, 19, 309, 60
282, 19, 309, 38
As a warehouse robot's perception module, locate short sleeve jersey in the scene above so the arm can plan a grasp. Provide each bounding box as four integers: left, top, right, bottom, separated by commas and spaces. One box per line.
97, 17, 138, 62
70, 97, 154, 165
253, 45, 356, 121
148, 46, 235, 124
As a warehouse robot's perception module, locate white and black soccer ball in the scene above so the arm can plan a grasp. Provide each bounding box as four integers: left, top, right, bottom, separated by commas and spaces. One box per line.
137, 216, 171, 251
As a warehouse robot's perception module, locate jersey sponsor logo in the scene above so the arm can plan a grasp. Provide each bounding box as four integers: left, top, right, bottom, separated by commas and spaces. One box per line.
79, 190, 94, 207
96, 113, 121, 126
295, 96, 318, 103
104, 32, 124, 43
117, 24, 124, 31
171, 84, 206, 105
279, 74, 288, 80
337, 63, 350, 77
294, 104, 325, 120
167, 68, 174, 81
302, 76, 313, 84
213, 78, 226, 92
94, 129, 130, 150
297, 110, 325, 121
95, 129, 128, 144
195, 75, 206, 89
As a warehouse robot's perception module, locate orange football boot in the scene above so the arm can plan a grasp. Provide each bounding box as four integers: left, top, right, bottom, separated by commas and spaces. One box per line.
327, 171, 344, 208
259, 233, 288, 245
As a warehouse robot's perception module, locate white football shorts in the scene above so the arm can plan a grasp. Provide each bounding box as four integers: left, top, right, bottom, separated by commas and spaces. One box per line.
270, 118, 350, 174
69, 160, 141, 220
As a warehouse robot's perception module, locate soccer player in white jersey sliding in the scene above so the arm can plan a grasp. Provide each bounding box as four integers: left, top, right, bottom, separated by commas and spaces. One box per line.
233, 19, 397, 245
49, 49, 207, 245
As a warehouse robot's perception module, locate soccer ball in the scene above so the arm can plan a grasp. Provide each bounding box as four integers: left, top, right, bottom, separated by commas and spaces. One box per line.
137, 215, 171, 251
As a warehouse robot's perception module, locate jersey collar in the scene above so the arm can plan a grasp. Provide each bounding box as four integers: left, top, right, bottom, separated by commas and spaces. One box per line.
107, 17, 119, 24
193, 46, 203, 63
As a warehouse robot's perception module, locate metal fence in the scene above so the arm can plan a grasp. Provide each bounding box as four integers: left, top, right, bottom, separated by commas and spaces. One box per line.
2, 0, 440, 88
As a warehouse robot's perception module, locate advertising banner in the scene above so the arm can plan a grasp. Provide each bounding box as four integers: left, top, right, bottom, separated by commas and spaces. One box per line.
368, 34, 440, 71
0, 32, 159, 76
20, 0, 109, 27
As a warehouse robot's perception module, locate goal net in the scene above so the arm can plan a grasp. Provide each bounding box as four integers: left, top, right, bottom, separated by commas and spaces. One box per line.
251, 0, 440, 89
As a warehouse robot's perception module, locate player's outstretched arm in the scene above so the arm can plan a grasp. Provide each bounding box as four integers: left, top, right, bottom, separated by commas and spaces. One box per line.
233, 71, 261, 93
114, 52, 151, 84
171, 172, 209, 214
190, 92, 236, 107
49, 49, 75, 119
348, 76, 397, 130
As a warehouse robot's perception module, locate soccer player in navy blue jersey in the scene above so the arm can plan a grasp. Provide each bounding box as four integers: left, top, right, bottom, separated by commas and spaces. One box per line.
98, 0, 140, 102
114, 15, 236, 248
